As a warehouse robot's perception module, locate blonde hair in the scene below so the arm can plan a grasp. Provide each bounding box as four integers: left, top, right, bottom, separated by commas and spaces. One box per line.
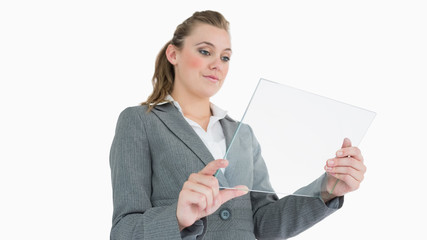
141, 10, 230, 111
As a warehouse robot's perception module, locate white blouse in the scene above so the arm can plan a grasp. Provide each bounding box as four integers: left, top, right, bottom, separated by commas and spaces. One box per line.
162, 95, 228, 173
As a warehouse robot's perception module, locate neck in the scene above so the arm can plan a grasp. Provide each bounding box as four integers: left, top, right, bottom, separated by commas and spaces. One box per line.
170, 92, 211, 120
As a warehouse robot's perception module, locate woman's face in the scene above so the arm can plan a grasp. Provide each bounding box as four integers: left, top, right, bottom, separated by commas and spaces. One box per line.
168, 23, 231, 99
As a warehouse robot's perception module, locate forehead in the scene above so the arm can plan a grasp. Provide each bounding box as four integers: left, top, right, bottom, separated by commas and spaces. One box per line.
185, 23, 231, 49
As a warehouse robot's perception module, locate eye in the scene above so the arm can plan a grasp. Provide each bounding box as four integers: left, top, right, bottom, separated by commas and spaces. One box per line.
221, 56, 230, 62
199, 49, 211, 56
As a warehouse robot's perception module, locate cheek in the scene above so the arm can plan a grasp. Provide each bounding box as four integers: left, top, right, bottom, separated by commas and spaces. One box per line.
183, 52, 204, 69
189, 57, 204, 69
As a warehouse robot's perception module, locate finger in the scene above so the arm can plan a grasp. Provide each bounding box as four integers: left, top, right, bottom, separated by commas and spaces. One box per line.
325, 166, 364, 182
199, 159, 229, 176
183, 181, 215, 211
336, 147, 364, 162
341, 137, 352, 148
332, 173, 361, 192
327, 157, 366, 172
189, 173, 220, 188
188, 173, 220, 197
218, 185, 249, 205
180, 189, 207, 211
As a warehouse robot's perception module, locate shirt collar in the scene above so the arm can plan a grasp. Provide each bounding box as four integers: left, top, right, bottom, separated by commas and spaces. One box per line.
160, 95, 227, 120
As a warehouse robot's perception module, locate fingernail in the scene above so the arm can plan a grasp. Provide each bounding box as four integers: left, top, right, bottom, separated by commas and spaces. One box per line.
328, 160, 334, 166
326, 167, 333, 172
336, 151, 343, 157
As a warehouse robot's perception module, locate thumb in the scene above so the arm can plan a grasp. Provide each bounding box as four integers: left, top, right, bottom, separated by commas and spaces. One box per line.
218, 185, 249, 205
341, 137, 352, 148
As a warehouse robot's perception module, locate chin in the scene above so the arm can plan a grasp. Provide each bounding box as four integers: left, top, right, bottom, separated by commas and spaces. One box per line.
200, 88, 221, 99
196, 81, 224, 98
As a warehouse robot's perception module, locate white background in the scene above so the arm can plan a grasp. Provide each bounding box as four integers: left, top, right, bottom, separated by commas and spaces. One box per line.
1, 0, 426, 239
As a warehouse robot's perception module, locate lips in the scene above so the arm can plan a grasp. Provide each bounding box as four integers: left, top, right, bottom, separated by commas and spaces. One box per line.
204, 75, 219, 83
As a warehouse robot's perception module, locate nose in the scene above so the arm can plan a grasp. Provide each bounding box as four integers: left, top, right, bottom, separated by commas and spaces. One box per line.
209, 58, 223, 71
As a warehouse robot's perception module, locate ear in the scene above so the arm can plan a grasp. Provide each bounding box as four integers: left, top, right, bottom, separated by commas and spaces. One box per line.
165, 44, 179, 65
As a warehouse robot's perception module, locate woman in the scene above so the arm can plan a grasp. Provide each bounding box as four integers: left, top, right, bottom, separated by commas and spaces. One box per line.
109, 10, 367, 239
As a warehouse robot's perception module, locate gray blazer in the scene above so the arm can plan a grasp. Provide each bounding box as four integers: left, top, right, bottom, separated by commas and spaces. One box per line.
110, 103, 343, 240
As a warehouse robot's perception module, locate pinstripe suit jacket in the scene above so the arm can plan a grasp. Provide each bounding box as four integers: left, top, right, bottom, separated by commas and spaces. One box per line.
109, 103, 343, 240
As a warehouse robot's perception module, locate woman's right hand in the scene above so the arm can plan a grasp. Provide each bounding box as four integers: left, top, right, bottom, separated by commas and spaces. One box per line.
176, 159, 248, 231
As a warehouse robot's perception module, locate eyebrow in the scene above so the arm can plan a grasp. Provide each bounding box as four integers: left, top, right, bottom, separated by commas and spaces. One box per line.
195, 41, 232, 53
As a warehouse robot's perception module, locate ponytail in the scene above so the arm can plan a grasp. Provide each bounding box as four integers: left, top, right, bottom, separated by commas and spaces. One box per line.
141, 40, 174, 111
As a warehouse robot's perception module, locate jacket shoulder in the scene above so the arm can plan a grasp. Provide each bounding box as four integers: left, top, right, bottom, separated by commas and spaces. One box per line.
113, 105, 152, 136
117, 105, 152, 120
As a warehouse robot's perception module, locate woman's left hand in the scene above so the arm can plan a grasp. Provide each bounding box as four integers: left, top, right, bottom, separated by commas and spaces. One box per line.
323, 138, 367, 198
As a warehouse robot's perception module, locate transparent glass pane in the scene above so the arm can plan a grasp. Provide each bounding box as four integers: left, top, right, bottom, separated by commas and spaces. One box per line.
220, 78, 376, 197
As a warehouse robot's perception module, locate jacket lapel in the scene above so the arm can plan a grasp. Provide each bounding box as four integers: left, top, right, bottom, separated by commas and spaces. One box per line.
220, 116, 239, 156
220, 116, 241, 186
152, 103, 230, 187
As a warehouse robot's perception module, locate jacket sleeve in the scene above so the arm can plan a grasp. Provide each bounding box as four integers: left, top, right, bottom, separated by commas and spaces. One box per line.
109, 107, 183, 240
247, 126, 344, 239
